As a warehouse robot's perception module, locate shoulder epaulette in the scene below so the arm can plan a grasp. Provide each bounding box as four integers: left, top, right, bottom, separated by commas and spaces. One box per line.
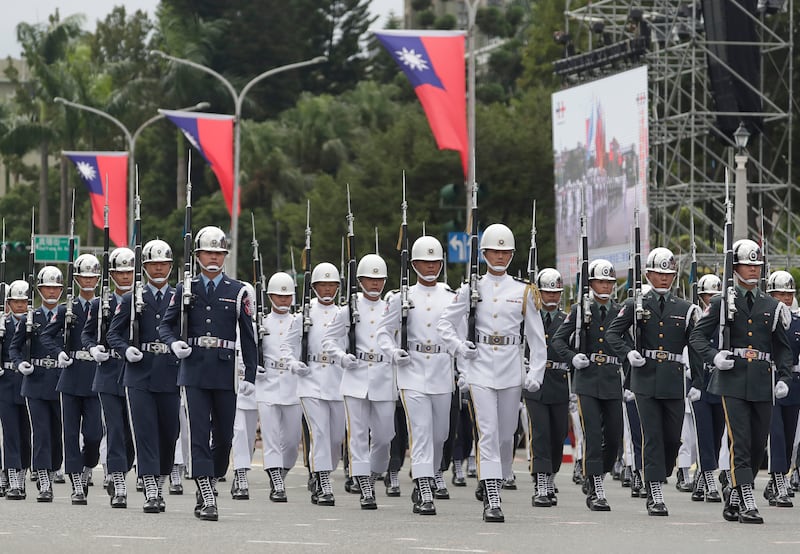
512, 276, 530, 285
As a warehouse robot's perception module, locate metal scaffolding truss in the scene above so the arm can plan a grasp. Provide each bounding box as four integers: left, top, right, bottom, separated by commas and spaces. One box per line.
561, 0, 795, 265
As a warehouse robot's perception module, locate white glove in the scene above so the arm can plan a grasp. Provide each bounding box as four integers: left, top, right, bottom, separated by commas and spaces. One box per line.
255, 365, 268, 381
89, 345, 110, 363
57, 351, 73, 369
171, 341, 192, 360
713, 350, 734, 371
623, 389, 636, 402
456, 372, 469, 391
627, 350, 646, 368
572, 353, 590, 369
125, 347, 143, 363
0, 367, 4, 377
687, 387, 702, 402
290, 361, 310, 377
457, 341, 478, 360
775, 380, 790, 399
569, 392, 578, 403
238, 380, 255, 396
523, 372, 541, 393
341, 353, 358, 370
18, 361, 33, 376
392, 349, 411, 367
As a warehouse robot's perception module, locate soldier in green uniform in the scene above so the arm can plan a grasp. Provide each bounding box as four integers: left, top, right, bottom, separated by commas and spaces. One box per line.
689, 239, 793, 524
552, 259, 626, 512
606, 247, 702, 516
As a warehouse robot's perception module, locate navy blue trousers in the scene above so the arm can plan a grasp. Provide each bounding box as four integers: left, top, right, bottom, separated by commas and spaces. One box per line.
61, 393, 102, 474
127, 388, 180, 476
98, 392, 135, 473
692, 394, 725, 472
183, 386, 236, 478
0, 400, 31, 469
26, 397, 62, 471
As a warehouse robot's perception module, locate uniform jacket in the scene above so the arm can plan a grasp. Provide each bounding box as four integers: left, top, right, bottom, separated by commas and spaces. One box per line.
82, 294, 124, 396
107, 285, 180, 393
523, 308, 569, 404
323, 293, 396, 402
689, 287, 792, 402
552, 299, 625, 400
606, 291, 703, 399
438, 273, 547, 390
377, 283, 456, 395
0, 316, 25, 405
10, 307, 61, 401
159, 275, 257, 391
256, 310, 299, 406
41, 298, 96, 397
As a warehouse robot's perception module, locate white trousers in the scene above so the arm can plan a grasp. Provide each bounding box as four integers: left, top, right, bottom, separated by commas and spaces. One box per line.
400, 389, 451, 479
677, 410, 697, 468
718, 425, 731, 471
344, 396, 396, 477
570, 401, 584, 461
232, 407, 259, 471
174, 399, 190, 466
300, 397, 345, 473
259, 402, 303, 470
471, 385, 521, 481
622, 401, 635, 466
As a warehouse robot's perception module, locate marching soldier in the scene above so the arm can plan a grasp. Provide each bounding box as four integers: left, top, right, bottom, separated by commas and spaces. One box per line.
0, 280, 32, 499
690, 239, 793, 524
159, 226, 257, 521
257, 272, 303, 503
525, 268, 569, 508
10, 267, 63, 501
606, 247, 703, 516
323, 254, 396, 509
551, 259, 625, 512
377, 236, 456, 516
438, 224, 547, 523
107, 239, 181, 513
41, 254, 103, 505
82, 248, 137, 508
281, 262, 346, 507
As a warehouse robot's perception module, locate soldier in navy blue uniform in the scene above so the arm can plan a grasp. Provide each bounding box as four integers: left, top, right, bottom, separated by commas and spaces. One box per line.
0, 280, 33, 499
82, 248, 137, 508
11, 266, 64, 502
108, 239, 181, 514
41, 253, 103, 505
159, 226, 257, 522
763, 270, 800, 508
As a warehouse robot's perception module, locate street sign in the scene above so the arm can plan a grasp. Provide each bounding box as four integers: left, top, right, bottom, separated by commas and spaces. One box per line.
447, 232, 469, 264
34, 235, 80, 264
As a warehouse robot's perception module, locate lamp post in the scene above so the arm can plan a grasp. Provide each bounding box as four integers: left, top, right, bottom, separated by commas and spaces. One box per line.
733, 121, 750, 240
53, 97, 210, 240
149, 51, 328, 278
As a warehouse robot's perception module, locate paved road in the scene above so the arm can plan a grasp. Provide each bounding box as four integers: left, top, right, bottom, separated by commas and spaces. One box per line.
2, 456, 800, 553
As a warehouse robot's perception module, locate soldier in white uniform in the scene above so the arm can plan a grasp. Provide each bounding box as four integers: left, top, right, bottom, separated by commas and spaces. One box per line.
258, 272, 303, 502
323, 254, 396, 509
282, 262, 345, 506
438, 224, 547, 523
377, 236, 455, 516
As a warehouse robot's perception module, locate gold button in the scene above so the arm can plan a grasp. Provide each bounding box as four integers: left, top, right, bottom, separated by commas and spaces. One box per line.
599, 326, 604, 331
658, 333, 664, 338
598, 338, 604, 343
493, 314, 498, 318
748, 319, 753, 324
658, 346, 664, 350
747, 331, 753, 336
493, 346, 498, 351
659, 322, 664, 327
598, 349, 604, 354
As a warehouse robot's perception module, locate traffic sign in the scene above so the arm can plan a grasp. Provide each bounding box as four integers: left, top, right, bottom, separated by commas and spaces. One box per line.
34, 235, 79, 263
447, 232, 484, 264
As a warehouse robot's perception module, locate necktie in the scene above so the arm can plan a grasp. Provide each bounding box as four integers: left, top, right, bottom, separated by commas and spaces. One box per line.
659, 295, 665, 313
156, 291, 163, 304
600, 305, 607, 321
207, 281, 215, 298
545, 313, 552, 327
746, 291, 754, 310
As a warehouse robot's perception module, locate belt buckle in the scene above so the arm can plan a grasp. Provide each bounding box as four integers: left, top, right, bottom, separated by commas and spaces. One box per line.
594, 354, 607, 364
743, 348, 758, 360
275, 361, 286, 370
318, 354, 331, 364
546, 361, 554, 369
152, 343, 168, 354
198, 336, 217, 348
489, 334, 503, 345
655, 351, 668, 361
422, 344, 434, 353
365, 353, 376, 362
41, 359, 57, 369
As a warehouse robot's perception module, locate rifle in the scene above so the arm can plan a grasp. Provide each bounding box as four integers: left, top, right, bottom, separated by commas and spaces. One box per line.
24, 210, 35, 361
528, 200, 538, 282
574, 187, 590, 354
251, 213, 267, 367
97, 179, 111, 347
467, 177, 480, 344
346, 184, 359, 354
180, 153, 193, 342
339, 237, 347, 307
289, 246, 298, 314
64, 191, 76, 347
399, 173, 410, 352
631, 194, 644, 352
759, 208, 769, 292
690, 210, 698, 306
719, 170, 736, 350
129, 176, 143, 347
300, 201, 312, 364
0, 219, 6, 339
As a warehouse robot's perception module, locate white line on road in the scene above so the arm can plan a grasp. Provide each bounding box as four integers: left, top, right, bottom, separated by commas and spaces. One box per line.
394, 538, 419, 541
93, 535, 166, 540
410, 548, 488, 553
247, 540, 330, 546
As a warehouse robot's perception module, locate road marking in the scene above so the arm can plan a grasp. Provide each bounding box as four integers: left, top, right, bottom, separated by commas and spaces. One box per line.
294, 523, 312, 527
395, 538, 419, 541
94, 535, 166, 541
553, 521, 599, 525
410, 548, 488, 553
666, 522, 710, 526
317, 518, 341, 521
248, 540, 329, 546
773, 542, 800, 545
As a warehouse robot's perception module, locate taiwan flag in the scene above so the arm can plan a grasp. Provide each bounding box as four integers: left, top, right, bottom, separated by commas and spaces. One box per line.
64, 151, 128, 247
160, 110, 237, 216
375, 30, 468, 178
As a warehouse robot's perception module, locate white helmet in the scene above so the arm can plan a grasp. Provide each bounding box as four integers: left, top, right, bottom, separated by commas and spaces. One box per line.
645, 247, 677, 274
37, 266, 63, 288
195, 226, 229, 253
311, 262, 340, 284
356, 254, 387, 279
7, 280, 29, 300
479, 224, 515, 251
767, 270, 796, 293
74, 254, 101, 277
267, 272, 295, 295
142, 240, 173, 263
588, 259, 616, 281
109, 248, 135, 272
697, 274, 722, 296
536, 268, 564, 292
411, 236, 444, 261
732, 239, 764, 266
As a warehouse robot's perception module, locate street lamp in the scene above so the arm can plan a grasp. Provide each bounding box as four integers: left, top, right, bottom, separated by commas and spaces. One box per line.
732, 121, 751, 240
53, 97, 210, 239
149, 50, 328, 278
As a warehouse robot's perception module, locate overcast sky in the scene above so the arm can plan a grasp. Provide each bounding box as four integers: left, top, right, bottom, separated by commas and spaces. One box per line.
1, 0, 404, 59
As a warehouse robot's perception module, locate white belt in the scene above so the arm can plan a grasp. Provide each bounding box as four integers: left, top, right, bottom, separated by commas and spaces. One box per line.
142, 342, 169, 355
265, 359, 288, 370
643, 349, 683, 363
32, 358, 58, 369
732, 348, 771, 362
357, 351, 385, 363
188, 336, 236, 350
476, 332, 521, 346
408, 341, 444, 354
307, 353, 333, 364
2, 362, 16, 370
546, 361, 570, 370
590, 353, 619, 365
70, 350, 94, 361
